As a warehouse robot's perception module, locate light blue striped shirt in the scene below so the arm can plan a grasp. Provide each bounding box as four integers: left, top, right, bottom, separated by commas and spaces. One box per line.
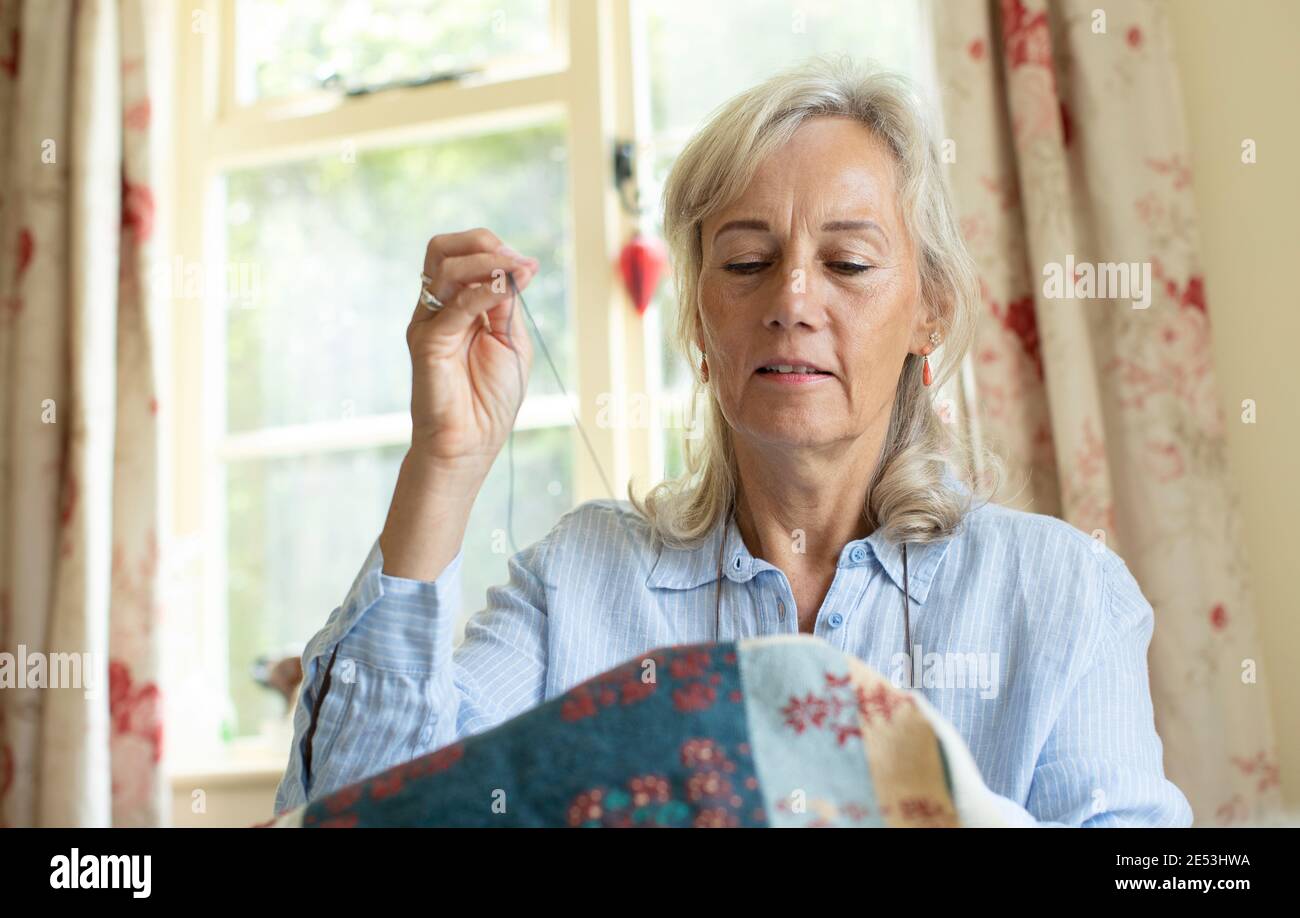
273, 474, 1193, 827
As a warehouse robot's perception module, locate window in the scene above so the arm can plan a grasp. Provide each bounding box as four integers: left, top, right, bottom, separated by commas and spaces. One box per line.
168, 0, 615, 762
235, 0, 557, 103
217, 122, 577, 736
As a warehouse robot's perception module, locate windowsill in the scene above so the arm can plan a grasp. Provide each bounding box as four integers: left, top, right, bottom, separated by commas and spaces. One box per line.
168, 735, 290, 789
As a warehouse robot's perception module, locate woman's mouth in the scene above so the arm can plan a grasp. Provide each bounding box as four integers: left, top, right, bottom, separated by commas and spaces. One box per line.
755, 365, 833, 385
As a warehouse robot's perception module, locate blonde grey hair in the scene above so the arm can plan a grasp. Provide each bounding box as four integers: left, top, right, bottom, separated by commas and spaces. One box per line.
629, 54, 1002, 549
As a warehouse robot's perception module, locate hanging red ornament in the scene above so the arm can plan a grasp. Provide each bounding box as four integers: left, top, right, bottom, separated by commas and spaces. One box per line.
617, 231, 668, 317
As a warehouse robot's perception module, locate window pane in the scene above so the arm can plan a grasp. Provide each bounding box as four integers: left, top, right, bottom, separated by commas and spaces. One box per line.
236, 0, 555, 102
639, 0, 929, 139
460, 424, 573, 639
225, 444, 406, 738
663, 426, 686, 481
223, 120, 571, 433
225, 426, 571, 738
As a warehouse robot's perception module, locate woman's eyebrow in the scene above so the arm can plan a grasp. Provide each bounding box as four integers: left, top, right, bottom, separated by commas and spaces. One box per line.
712, 219, 769, 242
822, 219, 886, 238
712, 218, 887, 242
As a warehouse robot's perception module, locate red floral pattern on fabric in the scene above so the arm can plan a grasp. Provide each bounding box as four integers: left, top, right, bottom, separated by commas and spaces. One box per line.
673, 681, 717, 713
0, 742, 11, 805
559, 646, 737, 722
308, 742, 466, 820
314, 813, 360, 829
121, 175, 154, 244
936, 0, 1279, 826
108, 661, 162, 764
1000, 0, 1052, 69
16, 227, 32, 277
988, 294, 1043, 380
776, 794, 955, 828
0, 27, 18, 78
0, 4, 165, 826
124, 98, 151, 131
397, 741, 464, 783
566, 737, 747, 828
1230, 751, 1279, 794
781, 671, 916, 746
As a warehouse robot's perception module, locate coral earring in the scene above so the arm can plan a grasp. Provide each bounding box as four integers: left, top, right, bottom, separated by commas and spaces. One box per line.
922, 355, 933, 387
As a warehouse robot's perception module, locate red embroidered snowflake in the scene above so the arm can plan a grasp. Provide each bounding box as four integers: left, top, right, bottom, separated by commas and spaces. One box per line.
781, 673, 914, 745
858, 682, 914, 725
1230, 751, 1280, 793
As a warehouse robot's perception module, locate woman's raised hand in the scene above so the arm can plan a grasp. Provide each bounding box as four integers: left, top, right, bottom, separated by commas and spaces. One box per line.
380, 228, 539, 581
406, 227, 539, 474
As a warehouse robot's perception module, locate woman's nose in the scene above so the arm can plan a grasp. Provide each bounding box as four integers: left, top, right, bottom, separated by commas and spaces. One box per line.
763, 256, 823, 330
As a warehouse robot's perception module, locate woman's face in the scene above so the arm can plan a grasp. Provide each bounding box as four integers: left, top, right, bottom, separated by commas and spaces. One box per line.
697, 115, 936, 454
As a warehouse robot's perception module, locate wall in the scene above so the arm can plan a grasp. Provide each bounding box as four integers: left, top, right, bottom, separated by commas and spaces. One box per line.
1167, 0, 1300, 810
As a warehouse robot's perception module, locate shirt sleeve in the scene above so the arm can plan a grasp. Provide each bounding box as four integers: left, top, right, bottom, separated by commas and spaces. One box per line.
1023, 552, 1195, 827
272, 531, 551, 814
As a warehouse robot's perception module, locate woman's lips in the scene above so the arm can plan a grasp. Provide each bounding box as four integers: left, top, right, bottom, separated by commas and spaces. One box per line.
754, 369, 833, 386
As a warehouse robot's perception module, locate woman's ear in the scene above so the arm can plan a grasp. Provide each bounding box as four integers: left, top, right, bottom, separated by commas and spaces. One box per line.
911, 300, 941, 354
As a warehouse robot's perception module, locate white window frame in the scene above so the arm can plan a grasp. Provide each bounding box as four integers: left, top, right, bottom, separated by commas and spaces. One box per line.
167, 0, 653, 775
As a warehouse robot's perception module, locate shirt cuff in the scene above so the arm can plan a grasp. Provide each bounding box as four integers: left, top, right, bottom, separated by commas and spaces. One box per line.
311, 537, 465, 672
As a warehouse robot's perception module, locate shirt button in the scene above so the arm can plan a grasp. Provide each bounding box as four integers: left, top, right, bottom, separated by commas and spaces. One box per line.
777, 601, 786, 621
849, 545, 867, 564
828, 612, 844, 629
419, 724, 434, 745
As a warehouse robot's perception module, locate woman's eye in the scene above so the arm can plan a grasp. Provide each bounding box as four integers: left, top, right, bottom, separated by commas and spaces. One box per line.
828, 261, 873, 274
722, 260, 872, 275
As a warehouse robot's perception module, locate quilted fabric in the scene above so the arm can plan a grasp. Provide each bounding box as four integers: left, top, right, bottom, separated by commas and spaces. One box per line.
262, 634, 1019, 828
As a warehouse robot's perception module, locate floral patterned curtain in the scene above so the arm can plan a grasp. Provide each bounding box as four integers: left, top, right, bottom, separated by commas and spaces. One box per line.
0, 0, 164, 827
934, 0, 1280, 824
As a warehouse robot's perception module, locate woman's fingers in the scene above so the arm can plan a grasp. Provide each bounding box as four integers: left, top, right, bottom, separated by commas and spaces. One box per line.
433, 250, 538, 304
482, 275, 536, 357
422, 227, 504, 274
412, 232, 539, 326
411, 262, 538, 343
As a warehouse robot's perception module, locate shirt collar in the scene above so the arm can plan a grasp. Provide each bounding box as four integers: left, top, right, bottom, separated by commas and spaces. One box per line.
645, 465, 967, 606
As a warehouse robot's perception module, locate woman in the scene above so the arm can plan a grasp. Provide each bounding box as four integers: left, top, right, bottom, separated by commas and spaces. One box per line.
273, 56, 1192, 827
